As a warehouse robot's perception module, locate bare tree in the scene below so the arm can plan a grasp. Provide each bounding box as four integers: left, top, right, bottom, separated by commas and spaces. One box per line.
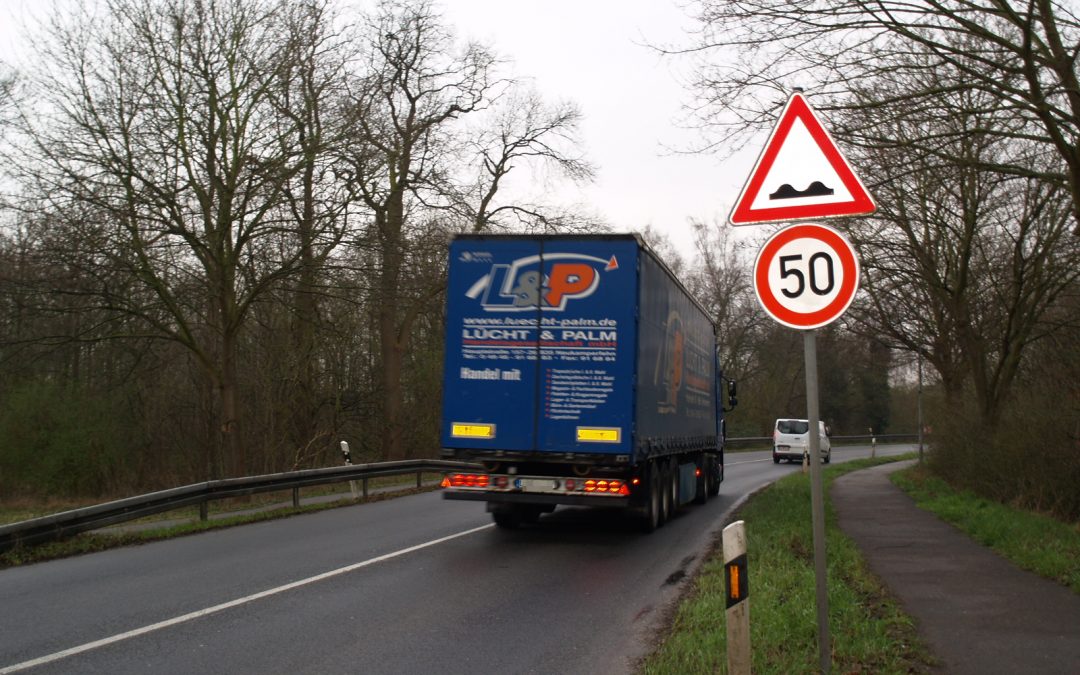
266, 0, 357, 465
678, 0, 1080, 232
8, 0, 337, 477
338, 0, 499, 460
340, 0, 600, 460
455, 88, 597, 233
848, 81, 1080, 422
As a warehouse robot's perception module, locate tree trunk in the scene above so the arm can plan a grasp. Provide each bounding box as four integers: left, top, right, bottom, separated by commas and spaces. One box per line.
378, 192, 407, 461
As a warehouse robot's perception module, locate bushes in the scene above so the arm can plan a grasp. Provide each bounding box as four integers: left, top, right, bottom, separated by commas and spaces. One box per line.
0, 381, 138, 498
929, 392, 1080, 522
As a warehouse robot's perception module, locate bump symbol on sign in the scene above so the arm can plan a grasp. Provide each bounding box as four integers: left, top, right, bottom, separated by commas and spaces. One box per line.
770, 181, 834, 200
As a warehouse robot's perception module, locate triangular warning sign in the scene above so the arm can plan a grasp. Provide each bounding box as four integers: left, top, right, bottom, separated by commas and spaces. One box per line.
729, 92, 875, 226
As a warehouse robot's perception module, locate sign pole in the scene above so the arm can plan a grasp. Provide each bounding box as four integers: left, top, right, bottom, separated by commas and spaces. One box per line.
728, 87, 874, 675
804, 330, 831, 673
723, 520, 751, 674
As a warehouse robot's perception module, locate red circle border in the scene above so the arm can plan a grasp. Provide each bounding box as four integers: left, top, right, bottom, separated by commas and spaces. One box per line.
753, 223, 859, 329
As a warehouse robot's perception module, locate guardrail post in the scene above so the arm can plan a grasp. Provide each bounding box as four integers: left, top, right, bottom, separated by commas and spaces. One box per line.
292, 487, 300, 508
724, 520, 750, 674
362, 478, 369, 499
416, 470, 422, 488
199, 501, 208, 522
340, 440, 360, 501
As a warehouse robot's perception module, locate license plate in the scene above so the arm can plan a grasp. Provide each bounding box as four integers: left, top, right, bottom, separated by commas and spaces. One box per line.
777, 445, 790, 451
516, 478, 558, 493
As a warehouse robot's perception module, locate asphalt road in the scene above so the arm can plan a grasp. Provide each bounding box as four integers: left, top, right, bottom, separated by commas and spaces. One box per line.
0, 444, 914, 675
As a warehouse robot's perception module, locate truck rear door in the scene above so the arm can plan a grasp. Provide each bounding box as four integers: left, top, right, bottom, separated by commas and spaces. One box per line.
441, 237, 638, 457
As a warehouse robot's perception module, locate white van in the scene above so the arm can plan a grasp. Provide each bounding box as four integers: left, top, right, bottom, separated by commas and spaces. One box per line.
772, 418, 831, 464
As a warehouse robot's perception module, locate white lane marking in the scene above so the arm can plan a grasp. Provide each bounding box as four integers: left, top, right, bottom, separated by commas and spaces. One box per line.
0, 523, 494, 674
727, 458, 773, 465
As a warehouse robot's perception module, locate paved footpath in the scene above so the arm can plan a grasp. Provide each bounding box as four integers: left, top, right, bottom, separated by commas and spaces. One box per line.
831, 460, 1080, 675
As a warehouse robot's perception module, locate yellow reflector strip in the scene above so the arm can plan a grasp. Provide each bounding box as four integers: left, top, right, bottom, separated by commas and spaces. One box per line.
451, 423, 495, 439
576, 427, 621, 443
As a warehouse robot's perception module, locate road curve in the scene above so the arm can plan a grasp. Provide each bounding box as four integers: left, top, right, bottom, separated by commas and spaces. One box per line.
0, 444, 913, 675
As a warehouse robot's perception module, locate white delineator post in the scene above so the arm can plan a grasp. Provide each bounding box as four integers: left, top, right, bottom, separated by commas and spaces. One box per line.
723, 520, 750, 675
340, 441, 360, 501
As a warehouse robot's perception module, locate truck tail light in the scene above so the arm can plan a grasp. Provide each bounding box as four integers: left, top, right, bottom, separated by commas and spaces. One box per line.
445, 473, 489, 488
584, 479, 626, 494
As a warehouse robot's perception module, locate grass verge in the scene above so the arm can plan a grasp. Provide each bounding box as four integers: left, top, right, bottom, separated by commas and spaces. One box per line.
891, 464, 1080, 594
642, 455, 934, 674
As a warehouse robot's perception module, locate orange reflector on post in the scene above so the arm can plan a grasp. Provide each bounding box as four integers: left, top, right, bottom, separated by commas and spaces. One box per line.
440, 476, 451, 488
725, 554, 749, 608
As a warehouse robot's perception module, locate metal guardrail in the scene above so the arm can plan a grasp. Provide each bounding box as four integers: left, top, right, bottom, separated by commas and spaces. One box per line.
0, 459, 479, 554
1, 435, 924, 553
725, 433, 922, 447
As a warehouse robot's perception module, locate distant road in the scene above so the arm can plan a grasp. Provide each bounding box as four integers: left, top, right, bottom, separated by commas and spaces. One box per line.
0, 444, 914, 675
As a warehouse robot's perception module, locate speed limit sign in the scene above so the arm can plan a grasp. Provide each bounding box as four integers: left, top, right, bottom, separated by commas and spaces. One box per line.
753, 222, 859, 329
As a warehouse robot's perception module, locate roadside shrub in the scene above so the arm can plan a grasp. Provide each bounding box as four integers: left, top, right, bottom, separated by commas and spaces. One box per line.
0, 381, 137, 498
929, 392, 1080, 522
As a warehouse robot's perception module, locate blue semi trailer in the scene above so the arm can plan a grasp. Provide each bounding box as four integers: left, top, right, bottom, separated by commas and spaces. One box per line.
439, 234, 736, 531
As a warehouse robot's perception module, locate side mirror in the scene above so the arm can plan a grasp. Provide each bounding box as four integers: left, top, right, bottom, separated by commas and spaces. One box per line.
725, 379, 738, 411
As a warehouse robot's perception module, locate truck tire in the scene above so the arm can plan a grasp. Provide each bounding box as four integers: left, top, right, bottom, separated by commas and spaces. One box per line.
521, 506, 543, 524
669, 460, 681, 512
659, 461, 673, 525
693, 457, 709, 505
639, 469, 662, 533
708, 456, 722, 496
492, 506, 522, 529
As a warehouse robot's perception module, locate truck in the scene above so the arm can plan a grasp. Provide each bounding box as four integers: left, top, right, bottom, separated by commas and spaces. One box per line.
439, 233, 737, 531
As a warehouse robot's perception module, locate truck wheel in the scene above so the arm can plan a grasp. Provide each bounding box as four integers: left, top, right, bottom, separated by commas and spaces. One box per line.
521, 506, 543, 524
492, 507, 522, 529
669, 460, 681, 512
659, 461, 673, 525
693, 458, 709, 505
708, 457, 722, 496
640, 470, 662, 533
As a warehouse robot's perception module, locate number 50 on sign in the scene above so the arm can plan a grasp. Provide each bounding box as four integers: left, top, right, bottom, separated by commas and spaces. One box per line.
753, 223, 859, 330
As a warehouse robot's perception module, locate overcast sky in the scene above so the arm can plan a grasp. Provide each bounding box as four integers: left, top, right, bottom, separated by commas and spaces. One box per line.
0, 0, 757, 258
441, 0, 754, 257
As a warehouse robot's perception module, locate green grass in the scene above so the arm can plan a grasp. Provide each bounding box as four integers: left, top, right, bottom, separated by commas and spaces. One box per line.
643, 455, 934, 674
891, 465, 1080, 594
